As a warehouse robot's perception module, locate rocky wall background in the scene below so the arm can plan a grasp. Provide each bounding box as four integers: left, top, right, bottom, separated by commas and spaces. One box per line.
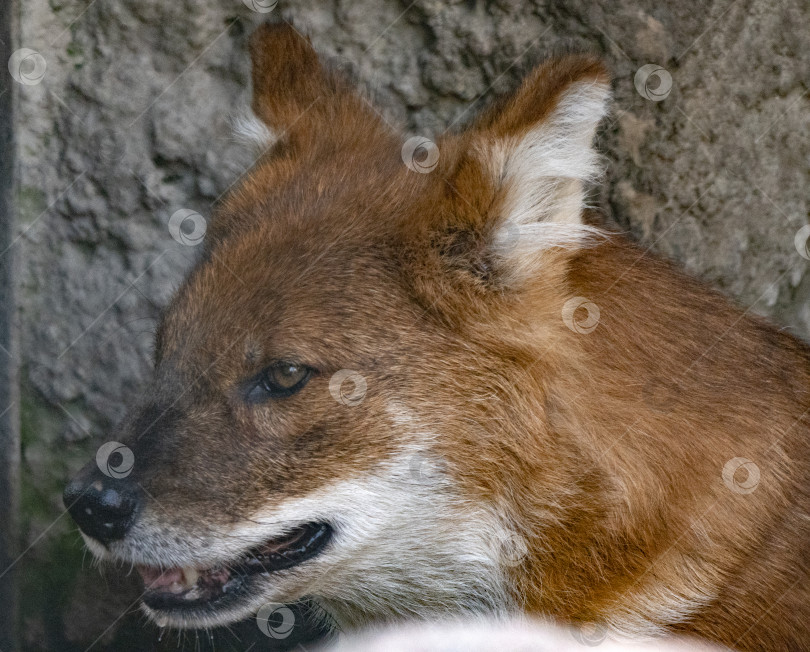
6, 0, 809, 649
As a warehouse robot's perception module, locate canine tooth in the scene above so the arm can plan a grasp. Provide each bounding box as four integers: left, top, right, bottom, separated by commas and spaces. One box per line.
183, 566, 199, 585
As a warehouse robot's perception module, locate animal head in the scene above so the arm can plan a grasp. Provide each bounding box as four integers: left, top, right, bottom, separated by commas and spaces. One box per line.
64, 22, 610, 629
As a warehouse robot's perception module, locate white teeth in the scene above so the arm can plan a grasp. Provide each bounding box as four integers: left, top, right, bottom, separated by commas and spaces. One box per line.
168, 581, 185, 594
184, 587, 202, 601
182, 566, 199, 586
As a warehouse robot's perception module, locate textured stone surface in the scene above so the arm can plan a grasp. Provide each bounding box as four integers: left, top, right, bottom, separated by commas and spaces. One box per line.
11, 0, 809, 648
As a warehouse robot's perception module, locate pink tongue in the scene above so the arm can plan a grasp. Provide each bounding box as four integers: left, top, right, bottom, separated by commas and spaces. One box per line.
138, 566, 183, 589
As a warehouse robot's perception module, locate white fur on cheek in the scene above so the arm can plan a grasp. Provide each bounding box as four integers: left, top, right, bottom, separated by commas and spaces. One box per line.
113, 448, 515, 631
227, 451, 516, 629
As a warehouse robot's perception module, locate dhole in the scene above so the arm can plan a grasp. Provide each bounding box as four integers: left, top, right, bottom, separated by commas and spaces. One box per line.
63, 22, 810, 651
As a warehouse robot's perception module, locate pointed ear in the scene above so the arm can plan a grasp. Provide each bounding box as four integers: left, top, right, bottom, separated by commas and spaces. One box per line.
453, 55, 611, 285
245, 22, 386, 150
248, 23, 331, 132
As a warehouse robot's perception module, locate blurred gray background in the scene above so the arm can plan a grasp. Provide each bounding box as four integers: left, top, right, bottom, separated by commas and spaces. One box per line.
1, 0, 808, 649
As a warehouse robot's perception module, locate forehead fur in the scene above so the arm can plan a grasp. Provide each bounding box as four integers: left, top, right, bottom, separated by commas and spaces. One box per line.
158, 25, 610, 367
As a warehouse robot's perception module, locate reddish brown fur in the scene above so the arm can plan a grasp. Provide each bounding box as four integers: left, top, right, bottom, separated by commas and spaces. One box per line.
71, 23, 809, 650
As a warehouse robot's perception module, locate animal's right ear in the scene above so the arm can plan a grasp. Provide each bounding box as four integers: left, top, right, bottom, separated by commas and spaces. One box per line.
243, 23, 386, 151
395, 55, 610, 325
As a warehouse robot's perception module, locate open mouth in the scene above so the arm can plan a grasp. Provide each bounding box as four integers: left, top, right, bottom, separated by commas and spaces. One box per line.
138, 522, 332, 612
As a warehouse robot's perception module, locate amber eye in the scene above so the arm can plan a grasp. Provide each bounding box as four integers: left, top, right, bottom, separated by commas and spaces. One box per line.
245, 362, 312, 403
265, 363, 308, 390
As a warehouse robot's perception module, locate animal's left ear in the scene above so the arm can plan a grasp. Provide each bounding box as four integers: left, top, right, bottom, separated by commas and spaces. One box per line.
241, 22, 389, 153
432, 55, 611, 289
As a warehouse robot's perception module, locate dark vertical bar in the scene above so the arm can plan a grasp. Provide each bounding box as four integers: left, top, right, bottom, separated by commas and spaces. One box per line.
0, 0, 20, 647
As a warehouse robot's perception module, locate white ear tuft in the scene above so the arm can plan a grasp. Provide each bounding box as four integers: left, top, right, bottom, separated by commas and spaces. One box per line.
232, 110, 277, 150
481, 79, 611, 258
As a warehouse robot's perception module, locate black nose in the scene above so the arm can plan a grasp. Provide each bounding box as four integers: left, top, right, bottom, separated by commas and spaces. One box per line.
63, 469, 141, 545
